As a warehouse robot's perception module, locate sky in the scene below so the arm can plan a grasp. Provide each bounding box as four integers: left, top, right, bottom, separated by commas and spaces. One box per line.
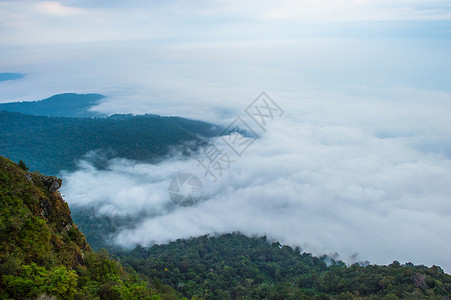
1, 0, 451, 271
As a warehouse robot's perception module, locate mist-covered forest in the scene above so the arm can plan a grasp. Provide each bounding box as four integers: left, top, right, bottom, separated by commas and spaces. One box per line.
1, 93, 451, 299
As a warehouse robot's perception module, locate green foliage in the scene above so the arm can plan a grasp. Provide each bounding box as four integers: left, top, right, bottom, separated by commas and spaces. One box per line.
2, 263, 77, 299
116, 233, 451, 300
0, 156, 181, 299
0, 111, 218, 175
17, 160, 29, 171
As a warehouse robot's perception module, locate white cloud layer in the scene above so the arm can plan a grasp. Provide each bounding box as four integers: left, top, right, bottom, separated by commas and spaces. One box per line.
62, 87, 451, 272
0, 0, 450, 45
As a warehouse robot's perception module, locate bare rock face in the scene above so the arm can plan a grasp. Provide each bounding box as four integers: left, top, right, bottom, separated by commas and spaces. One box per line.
33, 175, 75, 233
41, 199, 52, 219
41, 176, 62, 192
25, 173, 33, 182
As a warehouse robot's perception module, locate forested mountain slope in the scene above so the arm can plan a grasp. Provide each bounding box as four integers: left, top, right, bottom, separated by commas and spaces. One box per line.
0, 156, 180, 299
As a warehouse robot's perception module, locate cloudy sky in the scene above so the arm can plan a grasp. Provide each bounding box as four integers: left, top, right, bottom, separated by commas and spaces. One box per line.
1, 0, 451, 271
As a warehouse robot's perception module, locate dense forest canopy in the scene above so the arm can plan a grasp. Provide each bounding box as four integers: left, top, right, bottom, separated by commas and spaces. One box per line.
116, 233, 451, 300
0, 111, 218, 175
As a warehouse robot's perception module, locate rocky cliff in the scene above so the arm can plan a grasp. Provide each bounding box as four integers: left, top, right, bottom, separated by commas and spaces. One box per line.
0, 156, 89, 270
0, 156, 179, 299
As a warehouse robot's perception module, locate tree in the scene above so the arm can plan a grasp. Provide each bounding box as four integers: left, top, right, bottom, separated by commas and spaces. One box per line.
18, 160, 29, 171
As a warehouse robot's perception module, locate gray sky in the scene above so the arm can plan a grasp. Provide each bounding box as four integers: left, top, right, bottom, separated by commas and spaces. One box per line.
1, 0, 451, 271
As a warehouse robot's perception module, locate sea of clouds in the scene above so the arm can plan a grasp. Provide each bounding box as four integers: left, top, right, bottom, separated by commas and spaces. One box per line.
60, 86, 451, 272
1, 0, 450, 271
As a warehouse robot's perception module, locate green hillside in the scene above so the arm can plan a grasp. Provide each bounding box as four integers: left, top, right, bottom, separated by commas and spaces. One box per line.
0, 111, 218, 175
0, 93, 104, 117
0, 156, 181, 299
117, 233, 451, 300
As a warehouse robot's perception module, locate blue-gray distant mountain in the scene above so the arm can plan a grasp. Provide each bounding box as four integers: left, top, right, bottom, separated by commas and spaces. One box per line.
0, 73, 25, 81
0, 93, 105, 117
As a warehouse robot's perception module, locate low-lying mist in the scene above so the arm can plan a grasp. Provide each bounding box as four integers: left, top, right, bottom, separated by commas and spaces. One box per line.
62, 89, 451, 272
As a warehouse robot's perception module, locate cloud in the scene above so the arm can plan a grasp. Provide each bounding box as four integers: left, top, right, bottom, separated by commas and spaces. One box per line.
0, 0, 450, 46
69, 0, 451, 22
1, 37, 451, 123
256, 0, 451, 22
0, 1, 147, 45
62, 87, 451, 272
36, 1, 87, 15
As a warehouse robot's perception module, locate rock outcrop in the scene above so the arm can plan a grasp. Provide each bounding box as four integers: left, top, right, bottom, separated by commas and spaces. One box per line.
41, 175, 62, 192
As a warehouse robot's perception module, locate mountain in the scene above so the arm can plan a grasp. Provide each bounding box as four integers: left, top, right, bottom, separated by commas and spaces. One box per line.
117, 233, 451, 299
0, 156, 180, 299
2, 128, 451, 300
0, 73, 24, 82
0, 111, 218, 175
2, 156, 450, 299
4, 93, 449, 299
0, 93, 105, 118
0, 102, 220, 260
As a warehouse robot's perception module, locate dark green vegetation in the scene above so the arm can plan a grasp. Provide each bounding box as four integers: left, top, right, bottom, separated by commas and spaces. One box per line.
0, 93, 105, 118
0, 73, 24, 82
116, 234, 451, 300
0, 156, 181, 299
0, 111, 218, 175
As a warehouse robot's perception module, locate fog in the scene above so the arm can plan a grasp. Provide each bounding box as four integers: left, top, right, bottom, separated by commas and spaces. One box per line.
1, 0, 451, 272
62, 88, 451, 271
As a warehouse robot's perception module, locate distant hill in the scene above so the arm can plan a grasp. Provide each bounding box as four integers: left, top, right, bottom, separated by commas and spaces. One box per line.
0, 111, 218, 175
0, 93, 105, 117
0, 156, 180, 299
0, 73, 24, 81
